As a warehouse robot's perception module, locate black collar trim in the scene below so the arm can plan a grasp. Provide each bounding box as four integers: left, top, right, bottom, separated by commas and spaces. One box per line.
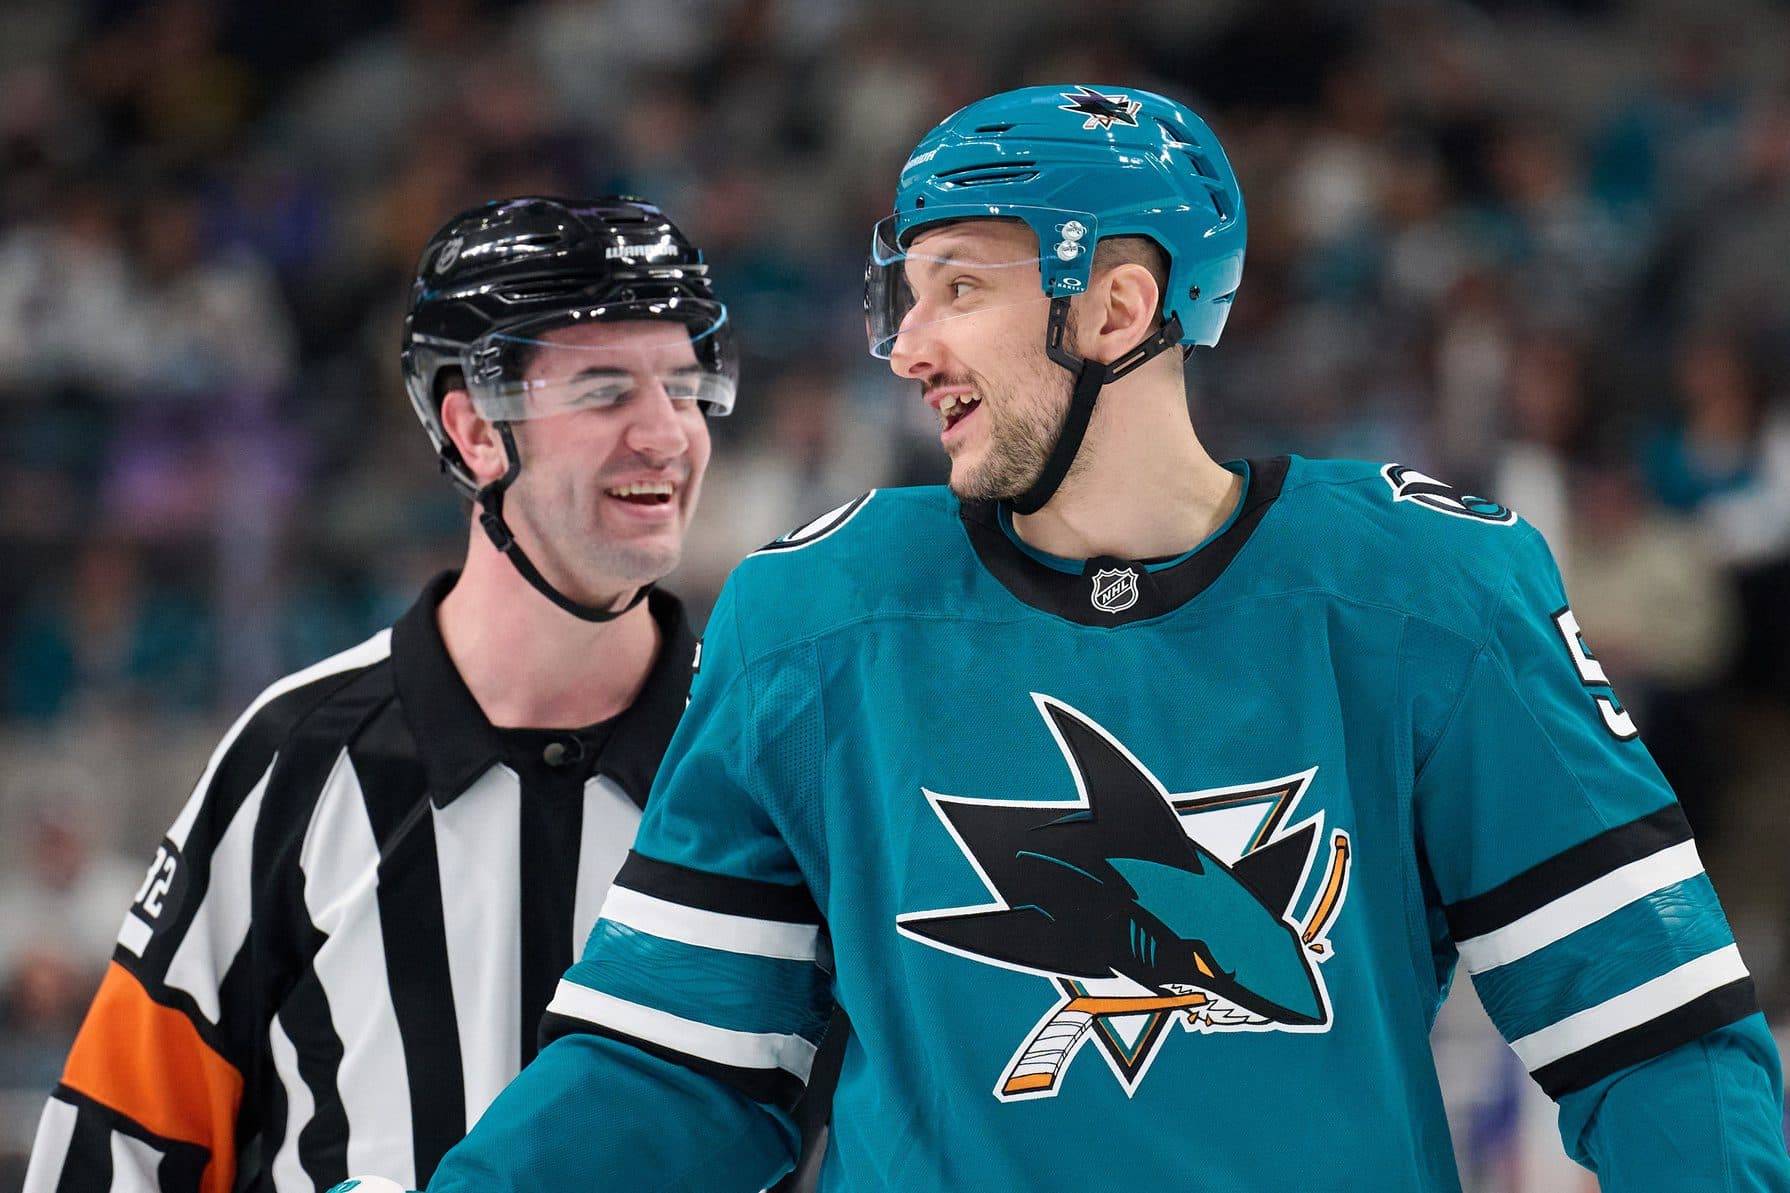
392, 572, 695, 809
959, 456, 1289, 626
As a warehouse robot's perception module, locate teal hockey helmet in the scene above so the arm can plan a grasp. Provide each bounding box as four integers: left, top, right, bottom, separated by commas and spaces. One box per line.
866, 85, 1246, 514
866, 84, 1245, 358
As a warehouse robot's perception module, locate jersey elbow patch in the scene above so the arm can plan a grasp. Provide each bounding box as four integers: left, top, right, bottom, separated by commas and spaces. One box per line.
1445, 805, 1757, 1097
59, 962, 243, 1193
543, 853, 830, 1111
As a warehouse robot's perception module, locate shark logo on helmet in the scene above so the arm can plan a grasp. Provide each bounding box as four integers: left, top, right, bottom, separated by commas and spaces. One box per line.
898, 695, 1352, 1101
1058, 85, 1142, 130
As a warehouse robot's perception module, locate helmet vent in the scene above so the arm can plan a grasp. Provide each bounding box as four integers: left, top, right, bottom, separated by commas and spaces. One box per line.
936, 161, 1041, 188
1181, 149, 1218, 180
1154, 117, 1189, 145
494, 278, 589, 303
973, 122, 1016, 133
1207, 189, 1232, 223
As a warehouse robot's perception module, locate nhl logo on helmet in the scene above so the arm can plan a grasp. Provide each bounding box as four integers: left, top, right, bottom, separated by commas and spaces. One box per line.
1090, 567, 1139, 614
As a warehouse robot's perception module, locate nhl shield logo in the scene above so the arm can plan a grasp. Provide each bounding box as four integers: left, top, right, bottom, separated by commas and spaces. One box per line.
1090, 567, 1139, 614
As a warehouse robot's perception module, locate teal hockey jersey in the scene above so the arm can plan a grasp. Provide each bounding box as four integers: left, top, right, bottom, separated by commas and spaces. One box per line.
433, 456, 1790, 1192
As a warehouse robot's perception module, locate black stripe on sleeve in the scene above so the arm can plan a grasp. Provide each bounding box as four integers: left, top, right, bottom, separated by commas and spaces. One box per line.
49, 1087, 211, 1193
1529, 976, 1760, 1098
284, 960, 350, 1189
54, 1094, 115, 1193
538, 1012, 808, 1111
1444, 804, 1693, 942
614, 852, 821, 925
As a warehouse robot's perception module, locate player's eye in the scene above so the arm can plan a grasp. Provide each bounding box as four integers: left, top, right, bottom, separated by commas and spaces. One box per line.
567, 382, 631, 409
950, 279, 975, 301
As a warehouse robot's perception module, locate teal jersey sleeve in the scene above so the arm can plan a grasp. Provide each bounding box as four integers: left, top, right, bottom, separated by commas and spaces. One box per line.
1411, 525, 1788, 1187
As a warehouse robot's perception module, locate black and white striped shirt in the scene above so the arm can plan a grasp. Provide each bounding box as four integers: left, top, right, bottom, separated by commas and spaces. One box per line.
23, 572, 695, 1193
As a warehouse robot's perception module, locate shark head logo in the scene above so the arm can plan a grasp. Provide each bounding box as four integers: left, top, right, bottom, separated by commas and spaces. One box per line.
1058, 85, 1143, 131
898, 695, 1352, 1101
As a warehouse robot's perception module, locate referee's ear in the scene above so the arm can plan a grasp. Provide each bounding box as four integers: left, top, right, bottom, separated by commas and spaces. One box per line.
440, 387, 512, 487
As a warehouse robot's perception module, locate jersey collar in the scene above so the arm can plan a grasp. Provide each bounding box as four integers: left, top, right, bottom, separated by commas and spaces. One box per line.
959, 456, 1289, 626
391, 571, 696, 808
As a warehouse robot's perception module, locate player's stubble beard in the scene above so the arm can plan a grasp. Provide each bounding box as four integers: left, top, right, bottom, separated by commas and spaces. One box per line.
942, 334, 1083, 504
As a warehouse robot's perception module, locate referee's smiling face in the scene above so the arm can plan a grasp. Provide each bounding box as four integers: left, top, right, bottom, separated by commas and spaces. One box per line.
449, 319, 713, 606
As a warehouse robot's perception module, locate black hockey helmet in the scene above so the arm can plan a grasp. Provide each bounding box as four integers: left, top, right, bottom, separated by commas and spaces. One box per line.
402, 195, 736, 498
400, 195, 735, 622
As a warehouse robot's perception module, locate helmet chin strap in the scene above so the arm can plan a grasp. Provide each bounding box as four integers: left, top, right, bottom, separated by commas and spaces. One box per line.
474, 422, 651, 623
1006, 299, 1184, 516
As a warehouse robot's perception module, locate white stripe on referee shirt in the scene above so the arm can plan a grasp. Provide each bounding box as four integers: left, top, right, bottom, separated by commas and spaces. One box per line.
571, 775, 642, 958
302, 748, 415, 1188
21, 1097, 76, 1193
599, 885, 820, 962
168, 630, 391, 851
547, 979, 818, 1081
267, 1013, 314, 1193
435, 764, 523, 1126
1458, 839, 1707, 974
162, 762, 274, 1022
1509, 943, 1749, 1072
108, 1126, 163, 1193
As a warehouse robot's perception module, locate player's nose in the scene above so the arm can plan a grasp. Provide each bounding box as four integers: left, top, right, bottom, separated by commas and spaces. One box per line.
886, 313, 941, 381
623, 381, 691, 458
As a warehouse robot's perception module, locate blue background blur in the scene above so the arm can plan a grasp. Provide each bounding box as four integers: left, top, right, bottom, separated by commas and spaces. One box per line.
1, 1, 1788, 1187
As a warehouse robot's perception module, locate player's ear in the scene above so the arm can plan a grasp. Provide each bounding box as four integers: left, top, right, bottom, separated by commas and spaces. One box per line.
1073, 261, 1162, 367
440, 387, 511, 487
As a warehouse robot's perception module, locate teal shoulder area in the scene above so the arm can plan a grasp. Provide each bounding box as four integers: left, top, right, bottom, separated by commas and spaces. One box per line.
1263, 455, 1550, 643
717, 486, 961, 658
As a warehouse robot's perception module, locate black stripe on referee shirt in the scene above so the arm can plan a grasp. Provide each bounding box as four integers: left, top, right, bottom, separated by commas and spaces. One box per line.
50, 1086, 211, 1193
1530, 976, 1759, 1098
517, 767, 585, 1069
614, 852, 822, 925
1444, 804, 1693, 942
354, 701, 466, 1186
266, 666, 396, 1191
126, 661, 381, 993
538, 1012, 809, 1111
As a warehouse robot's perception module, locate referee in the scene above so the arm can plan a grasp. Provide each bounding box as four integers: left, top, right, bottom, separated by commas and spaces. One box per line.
23, 196, 740, 1193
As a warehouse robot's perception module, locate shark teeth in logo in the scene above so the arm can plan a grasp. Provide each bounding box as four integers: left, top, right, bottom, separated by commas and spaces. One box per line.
1058, 85, 1143, 131
898, 695, 1351, 1102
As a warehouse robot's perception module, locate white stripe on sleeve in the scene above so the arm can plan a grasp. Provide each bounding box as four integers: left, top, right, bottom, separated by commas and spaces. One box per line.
1509, 943, 1749, 1072
600, 885, 820, 962
20, 1096, 78, 1193
108, 1129, 164, 1193
546, 979, 817, 1081
1458, 840, 1707, 974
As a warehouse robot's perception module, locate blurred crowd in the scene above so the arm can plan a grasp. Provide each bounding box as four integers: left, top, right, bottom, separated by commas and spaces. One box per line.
2, 0, 1789, 1186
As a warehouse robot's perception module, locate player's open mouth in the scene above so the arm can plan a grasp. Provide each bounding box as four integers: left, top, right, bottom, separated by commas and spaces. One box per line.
939, 392, 982, 432
605, 482, 675, 506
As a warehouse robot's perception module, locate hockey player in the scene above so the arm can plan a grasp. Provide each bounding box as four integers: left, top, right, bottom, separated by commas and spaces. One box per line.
421, 90, 1790, 1190
23, 197, 735, 1193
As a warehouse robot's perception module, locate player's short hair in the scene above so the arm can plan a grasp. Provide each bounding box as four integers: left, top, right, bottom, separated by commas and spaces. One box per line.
1091, 235, 1170, 319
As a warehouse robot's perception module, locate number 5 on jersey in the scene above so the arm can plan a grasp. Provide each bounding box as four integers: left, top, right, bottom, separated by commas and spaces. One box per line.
1551, 607, 1639, 741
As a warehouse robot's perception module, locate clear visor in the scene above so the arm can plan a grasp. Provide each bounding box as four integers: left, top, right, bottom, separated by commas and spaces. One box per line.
864, 207, 1098, 358
464, 301, 737, 421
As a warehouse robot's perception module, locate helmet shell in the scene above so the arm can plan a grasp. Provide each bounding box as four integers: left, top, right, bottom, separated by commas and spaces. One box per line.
892, 85, 1245, 347
401, 196, 719, 494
